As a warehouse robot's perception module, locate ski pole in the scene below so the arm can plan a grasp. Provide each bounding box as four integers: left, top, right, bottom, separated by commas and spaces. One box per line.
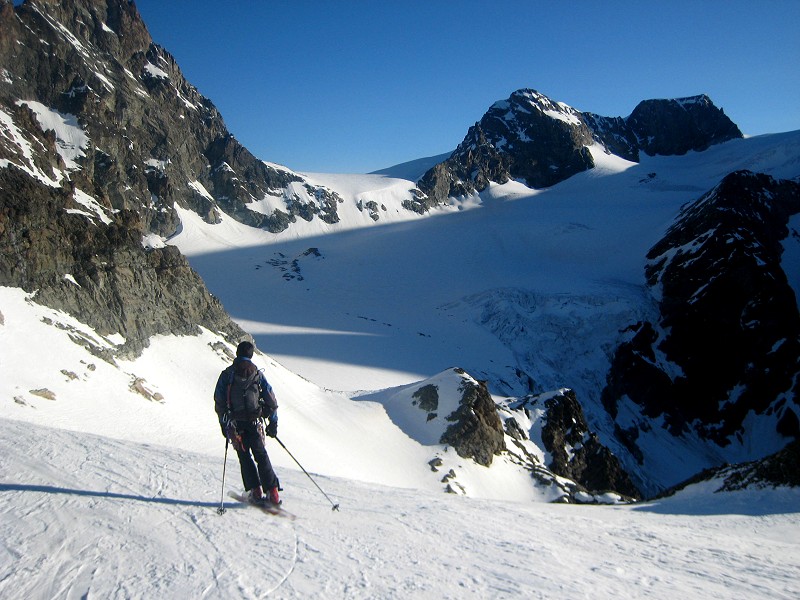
274, 435, 340, 511
217, 437, 229, 515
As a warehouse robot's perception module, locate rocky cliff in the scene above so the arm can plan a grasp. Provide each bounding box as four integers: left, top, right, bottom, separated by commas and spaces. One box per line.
602, 171, 800, 482
416, 89, 742, 208
0, 0, 259, 355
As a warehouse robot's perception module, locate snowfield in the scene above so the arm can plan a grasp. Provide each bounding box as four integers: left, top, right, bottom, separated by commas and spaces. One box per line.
2, 418, 798, 599
1, 130, 800, 597
172, 131, 800, 492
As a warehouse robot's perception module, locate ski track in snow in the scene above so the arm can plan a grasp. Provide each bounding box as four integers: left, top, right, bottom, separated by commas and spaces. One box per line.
1, 418, 798, 599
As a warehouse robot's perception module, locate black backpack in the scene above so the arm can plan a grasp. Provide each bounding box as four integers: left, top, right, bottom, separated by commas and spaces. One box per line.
227, 363, 263, 419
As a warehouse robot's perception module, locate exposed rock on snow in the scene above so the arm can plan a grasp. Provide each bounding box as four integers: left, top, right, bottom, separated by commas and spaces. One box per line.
505, 388, 640, 501
538, 389, 640, 499
440, 372, 506, 466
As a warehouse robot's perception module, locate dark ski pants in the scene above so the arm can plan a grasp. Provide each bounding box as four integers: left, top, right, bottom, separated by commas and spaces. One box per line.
234, 419, 279, 492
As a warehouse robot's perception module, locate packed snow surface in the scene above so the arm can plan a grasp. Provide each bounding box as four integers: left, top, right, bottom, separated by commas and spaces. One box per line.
2, 417, 798, 599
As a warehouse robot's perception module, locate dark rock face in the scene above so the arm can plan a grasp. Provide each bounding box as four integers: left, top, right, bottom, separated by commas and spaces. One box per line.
0, 0, 259, 355
513, 389, 641, 499
585, 95, 742, 162
540, 390, 641, 499
440, 374, 506, 466
417, 89, 742, 208
0, 165, 245, 357
602, 172, 800, 472
627, 95, 743, 157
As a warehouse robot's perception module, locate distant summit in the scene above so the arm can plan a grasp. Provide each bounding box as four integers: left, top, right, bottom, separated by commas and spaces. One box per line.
586, 94, 744, 160
415, 89, 742, 209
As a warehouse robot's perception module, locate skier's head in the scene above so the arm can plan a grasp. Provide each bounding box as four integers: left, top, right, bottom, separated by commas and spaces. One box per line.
236, 341, 255, 358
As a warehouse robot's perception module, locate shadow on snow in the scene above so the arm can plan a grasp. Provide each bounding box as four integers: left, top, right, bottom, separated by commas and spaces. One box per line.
0, 482, 243, 511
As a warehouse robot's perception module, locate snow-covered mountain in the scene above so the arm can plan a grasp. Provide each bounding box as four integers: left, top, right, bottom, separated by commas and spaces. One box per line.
170, 134, 798, 498
414, 89, 742, 209
2, 0, 799, 499
2, 0, 800, 595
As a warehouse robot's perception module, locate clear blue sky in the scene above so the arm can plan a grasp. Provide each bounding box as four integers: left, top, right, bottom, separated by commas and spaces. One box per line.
130, 0, 799, 174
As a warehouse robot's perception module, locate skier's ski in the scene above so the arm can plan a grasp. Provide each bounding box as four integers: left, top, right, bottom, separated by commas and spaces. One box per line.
228, 491, 296, 520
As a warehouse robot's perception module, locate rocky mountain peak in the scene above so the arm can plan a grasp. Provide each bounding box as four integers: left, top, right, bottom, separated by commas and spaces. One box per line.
11, 0, 152, 69
417, 88, 743, 209
626, 94, 742, 156
416, 88, 596, 208
493, 88, 585, 126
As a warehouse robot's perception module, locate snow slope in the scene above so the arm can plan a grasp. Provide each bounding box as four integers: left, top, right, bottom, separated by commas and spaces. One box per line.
4, 284, 797, 597
170, 131, 800, 490
0, 287, 583, 502
2, 417, 798, 599
370, 151, 454, 181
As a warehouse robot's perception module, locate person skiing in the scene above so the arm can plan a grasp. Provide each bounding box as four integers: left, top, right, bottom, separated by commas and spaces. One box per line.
214, 340, 281, 506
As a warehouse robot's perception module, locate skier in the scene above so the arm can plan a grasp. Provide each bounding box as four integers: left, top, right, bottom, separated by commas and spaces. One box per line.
214, 340, 281, 506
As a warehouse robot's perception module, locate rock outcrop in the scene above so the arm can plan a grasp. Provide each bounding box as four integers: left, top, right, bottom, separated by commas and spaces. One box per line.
538, 390, 641, 499
440, 374, 506, 466
509, 389, 641, 499
395, 369, 639, 501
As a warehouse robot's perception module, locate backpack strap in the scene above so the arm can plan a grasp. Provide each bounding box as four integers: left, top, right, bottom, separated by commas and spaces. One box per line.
225, 367, 235, 413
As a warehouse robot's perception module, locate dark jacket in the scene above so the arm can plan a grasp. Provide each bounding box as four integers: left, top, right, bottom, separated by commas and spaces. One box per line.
214, 356, 278, 423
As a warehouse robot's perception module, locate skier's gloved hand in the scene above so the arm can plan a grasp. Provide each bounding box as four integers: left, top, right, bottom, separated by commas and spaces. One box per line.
266, 415, 278, 438
220, 412, 233, 437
